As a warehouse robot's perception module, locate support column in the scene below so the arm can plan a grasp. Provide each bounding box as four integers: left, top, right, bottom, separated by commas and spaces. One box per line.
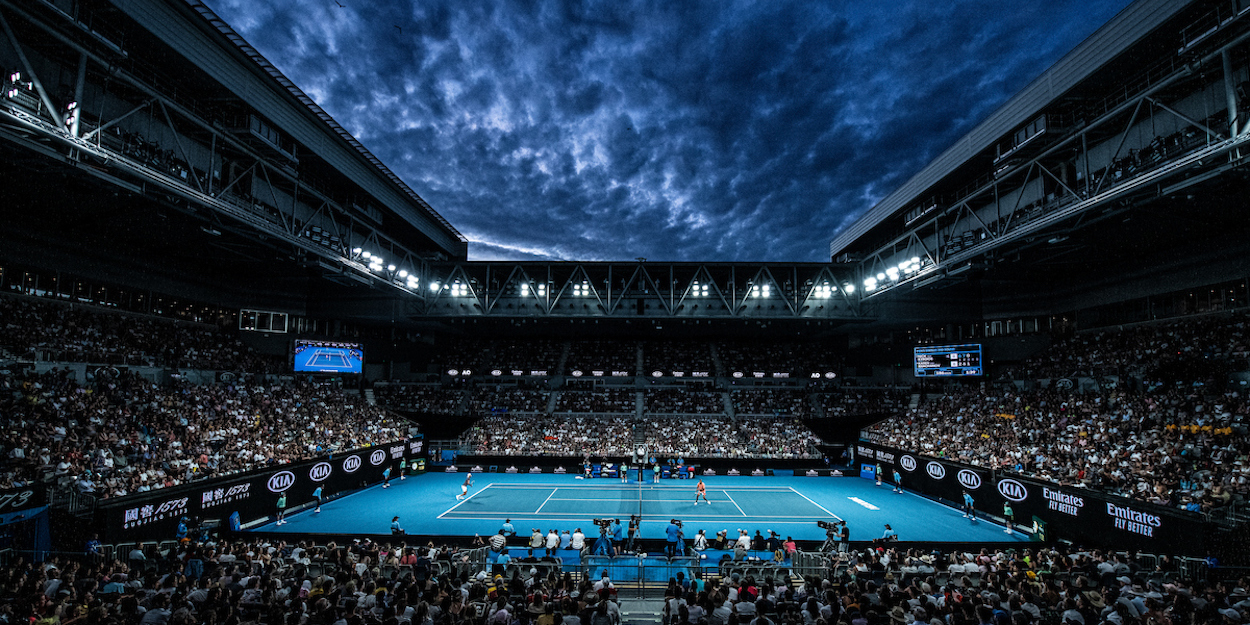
71, 52, 87, 137
1223, 50, 1239, 137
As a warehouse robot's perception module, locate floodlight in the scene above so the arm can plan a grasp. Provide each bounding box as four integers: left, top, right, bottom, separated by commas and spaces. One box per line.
387, 264, 396, 272
352, 247, 362, 255
844, 284, 855, 294
398, 270, 408, 278
430, 281, 441, 291
361, 251, 371, 258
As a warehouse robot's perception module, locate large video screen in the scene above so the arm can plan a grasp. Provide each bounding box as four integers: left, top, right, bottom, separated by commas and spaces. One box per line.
914, 344, 982, 377
293, 340, 364, 374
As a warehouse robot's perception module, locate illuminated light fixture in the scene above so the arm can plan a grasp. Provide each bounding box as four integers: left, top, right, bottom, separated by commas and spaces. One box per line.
352, 247, 362, 255
447, 369, 459, 376
876, 272, 885, 280
8, 71, 19, 82
361, 251, 372, 259
65, 101, 77, 110
750, 284, 771, 298
398, 270, 408, 278
429, 281, 441, 291
886, 267, 900, 280
387, 264, 396, 272
911, 256, 921, 265
843, 284, 855, 294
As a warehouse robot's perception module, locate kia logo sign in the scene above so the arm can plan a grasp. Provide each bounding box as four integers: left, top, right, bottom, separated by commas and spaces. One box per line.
267, 471, 295, 493
957, 469, 982, 490
925, 461, 946, 480
370, 450, 386, 466
308, 462, 332, 482
342, 456, 362, 473
900, 456, 917, 472
998, 478, 1028, 502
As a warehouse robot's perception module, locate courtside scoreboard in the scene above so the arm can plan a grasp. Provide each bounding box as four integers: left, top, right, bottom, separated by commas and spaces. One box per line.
293, 339, 364, 374
913, 344, 982, 377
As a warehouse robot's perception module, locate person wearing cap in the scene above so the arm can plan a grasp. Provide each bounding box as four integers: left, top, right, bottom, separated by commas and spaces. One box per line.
457, 473, 472, 500
693, 529, 708, 551
963, 490, 976, 520
501, 519, 515, 537
390, 516, 404, 535
1003, 502, 1014, 534
489, 530, 507, 552
312, 484, 323, 513
382, 465, 392, 488
893, 469, 903, 493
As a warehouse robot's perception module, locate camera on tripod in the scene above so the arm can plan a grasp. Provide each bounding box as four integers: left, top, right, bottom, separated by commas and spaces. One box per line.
817, 520, 838, 531
593, 518, 618, 534
670, 519, 682, 527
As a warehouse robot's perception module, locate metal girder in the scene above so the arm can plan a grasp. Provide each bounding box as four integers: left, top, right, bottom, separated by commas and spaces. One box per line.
851, 23, 1250, 299
411, 262, 861, 320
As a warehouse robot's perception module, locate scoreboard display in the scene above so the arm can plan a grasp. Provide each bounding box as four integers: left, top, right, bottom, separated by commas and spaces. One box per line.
293, 340, 364, 374
914, 344, 983, 377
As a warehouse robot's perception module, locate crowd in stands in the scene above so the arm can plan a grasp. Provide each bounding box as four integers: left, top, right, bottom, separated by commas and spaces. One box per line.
645, 416, 820, 459
819, 389, 909, 419
867, 384, 1250, 512
565, 340, 637, 375
6, 523, 1239, 625
717, 341, 844, 376
644, 341, 713, 375
462, 415, 634, 456
376, 385, 465, 416
646, 388, 726, 415
731, 389, 811, 417
470, 387, 551, 415
0, 295, 281, 372
1002, 314, 1250, 382
0, 367, 407, 498
870, 313, 1250, 512
553, 389, 638, 414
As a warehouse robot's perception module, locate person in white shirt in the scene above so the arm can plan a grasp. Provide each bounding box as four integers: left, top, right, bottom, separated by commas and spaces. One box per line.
735, 530, 752, 550
571, 528, 586, 551
693, 530, 709, 551
545, 529, 560, 556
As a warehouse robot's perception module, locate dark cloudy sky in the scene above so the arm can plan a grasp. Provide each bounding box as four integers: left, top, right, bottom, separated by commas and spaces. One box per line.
206, 0, 1130, 262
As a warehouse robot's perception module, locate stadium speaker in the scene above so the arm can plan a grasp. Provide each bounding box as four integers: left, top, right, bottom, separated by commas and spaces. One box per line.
636, 298, 645, 315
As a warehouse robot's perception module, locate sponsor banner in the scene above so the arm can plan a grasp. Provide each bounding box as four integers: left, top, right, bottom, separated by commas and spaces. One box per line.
100, 439, 422, 541
0, 486, 45, 515
803, 469, 843, 477
857, 441, 1205, 553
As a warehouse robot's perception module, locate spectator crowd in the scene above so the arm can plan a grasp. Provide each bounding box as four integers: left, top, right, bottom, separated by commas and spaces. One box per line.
0, 367, 408, 498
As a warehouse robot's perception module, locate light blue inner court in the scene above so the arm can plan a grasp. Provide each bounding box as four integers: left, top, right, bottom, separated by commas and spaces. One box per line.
251, 472, 1029, 545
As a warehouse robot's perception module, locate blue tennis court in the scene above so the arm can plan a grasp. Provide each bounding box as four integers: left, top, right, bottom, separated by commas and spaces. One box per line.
249, 471, 1029, 545
441, 483, 839, 523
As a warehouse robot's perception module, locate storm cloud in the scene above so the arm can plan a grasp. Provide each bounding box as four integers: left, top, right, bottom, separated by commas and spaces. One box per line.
207, 0, 1130, 261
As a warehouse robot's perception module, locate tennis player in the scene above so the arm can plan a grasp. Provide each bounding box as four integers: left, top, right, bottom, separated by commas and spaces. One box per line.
457, 473, 473, 501
694, 479, 710, 505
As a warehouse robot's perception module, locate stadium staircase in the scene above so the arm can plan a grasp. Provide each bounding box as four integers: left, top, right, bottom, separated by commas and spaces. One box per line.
363, 388, 377, 405
909, 393, 922, 409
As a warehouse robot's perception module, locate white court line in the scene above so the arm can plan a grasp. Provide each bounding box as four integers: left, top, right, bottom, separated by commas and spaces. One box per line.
719, 490, 748, 517
534, 488, 559, 513
789, 486, 842, 522
437, 483, 493, 519
485, 483, 799, 492
439, 511, 834, 519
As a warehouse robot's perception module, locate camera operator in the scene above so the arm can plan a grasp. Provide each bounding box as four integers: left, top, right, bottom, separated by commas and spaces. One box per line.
626, 515, 640, 552
592, 519, 615, 556
665, 519, 683, 559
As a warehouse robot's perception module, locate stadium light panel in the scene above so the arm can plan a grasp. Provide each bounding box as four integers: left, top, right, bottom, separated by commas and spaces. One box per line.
352, 247, 362, 255
844, 284, 854, 294
398, 270, 408, 278
387, 265, 396, 272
